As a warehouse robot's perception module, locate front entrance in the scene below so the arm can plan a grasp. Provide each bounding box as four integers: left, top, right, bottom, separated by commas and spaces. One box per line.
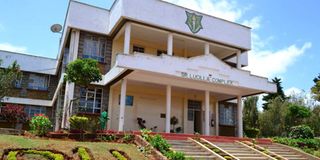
188, 100, 202, 134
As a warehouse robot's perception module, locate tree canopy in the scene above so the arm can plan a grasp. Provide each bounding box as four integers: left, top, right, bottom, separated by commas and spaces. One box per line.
0, 60, 21, 105
243, 96, 259, 129
64, 58, 102, 87
262, 77, 286, 110
311, 74, 320, 101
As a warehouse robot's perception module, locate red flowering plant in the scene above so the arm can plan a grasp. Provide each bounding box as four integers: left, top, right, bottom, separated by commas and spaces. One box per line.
0, 104, 27, 128
29, 113, 52, 136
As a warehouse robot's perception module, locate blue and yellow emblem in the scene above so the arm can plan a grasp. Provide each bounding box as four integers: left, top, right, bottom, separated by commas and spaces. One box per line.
185, 11, 203, 34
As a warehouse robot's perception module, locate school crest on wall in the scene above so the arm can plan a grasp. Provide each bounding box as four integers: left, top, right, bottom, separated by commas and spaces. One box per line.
185, 11, 203, 34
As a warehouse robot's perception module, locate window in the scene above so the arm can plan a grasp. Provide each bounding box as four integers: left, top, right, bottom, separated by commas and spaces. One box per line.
118, 95, 134, 106
79, 87, 102, 113
83, 35, 106, 62
187, 100, 201, 121
133, 46, 145, 53
14, 75, 23, 88
219, 104, 236, 126
28, 74, 48, 91
24, 106, 46, 118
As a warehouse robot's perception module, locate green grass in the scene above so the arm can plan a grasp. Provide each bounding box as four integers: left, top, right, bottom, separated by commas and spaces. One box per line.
0, 135, 148, 160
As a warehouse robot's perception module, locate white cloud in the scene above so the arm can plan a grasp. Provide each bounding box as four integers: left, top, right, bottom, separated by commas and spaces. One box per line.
0, 43, 27, 53
163, 0, 244, 22
285, 87, 303, 96
242, 16, 261, 30
245, 42, 312, 77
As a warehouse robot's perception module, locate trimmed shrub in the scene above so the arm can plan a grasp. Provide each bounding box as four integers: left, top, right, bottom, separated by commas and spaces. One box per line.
23, 150, 64, 160
7, 151, 18, 160
165, 151, 185, 160
289, 125, 314, 139
29, 114, 52, 136
123, 134, 135, 143
112, 150, 127, 160
244, 128, 260, 138
78, 147, 91, 160
69, 115, 89, 132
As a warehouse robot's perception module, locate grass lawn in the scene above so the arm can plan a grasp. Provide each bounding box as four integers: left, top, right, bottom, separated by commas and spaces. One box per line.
0, 134, 148, 160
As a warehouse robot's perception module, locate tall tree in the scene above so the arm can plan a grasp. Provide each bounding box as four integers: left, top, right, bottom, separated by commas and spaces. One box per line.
262, 77, 286, 110
259, 97, 288, 137
0, 60, 20, 105
311, 74, 320, 101
243, 96, 259, 129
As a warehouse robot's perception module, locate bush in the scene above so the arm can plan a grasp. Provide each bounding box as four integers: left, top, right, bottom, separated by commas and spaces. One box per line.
141, 129, 152, 142
244, 128, 260, 138
23, 150, 64, 160
289, 125, 314, 139
0, 104, 27, 128
165, 151, 185, 160
69, 115, 89, 132
150, 134, 170, 154
123, 134, 135, 143
29, 114, 52, 136
112, 150, 127, 160
7, 151, 18, 160
78, 147, 91, 160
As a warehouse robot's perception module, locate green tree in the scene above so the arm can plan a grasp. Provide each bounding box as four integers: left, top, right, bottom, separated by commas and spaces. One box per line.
64, 58, 102, 87
311, 74, 320, 101
243, 96, 259, 129
307, 105, 320, 136
285, 104, 311, 128
259, 97, 288, 137
262, 77, 286, 110
0, 60, 20, 105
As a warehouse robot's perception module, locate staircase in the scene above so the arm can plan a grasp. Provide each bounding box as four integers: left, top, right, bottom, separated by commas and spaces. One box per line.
212, 142, 272, 160
167, 139, 218, 160
259, 143, 319, 160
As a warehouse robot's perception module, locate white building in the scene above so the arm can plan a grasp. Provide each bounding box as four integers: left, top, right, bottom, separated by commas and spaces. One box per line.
0, 0, 276, 137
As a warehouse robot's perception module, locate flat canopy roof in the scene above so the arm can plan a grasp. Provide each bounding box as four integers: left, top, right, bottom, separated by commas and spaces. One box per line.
97, 53, 276, 98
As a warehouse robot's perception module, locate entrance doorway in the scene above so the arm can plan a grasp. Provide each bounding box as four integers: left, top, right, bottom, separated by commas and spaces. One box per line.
188, 100, 202, 134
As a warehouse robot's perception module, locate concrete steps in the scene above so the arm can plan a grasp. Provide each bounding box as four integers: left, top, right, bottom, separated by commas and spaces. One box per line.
212, 142, 270, 160
167, 139, 216, 160
259, 144, 314, 160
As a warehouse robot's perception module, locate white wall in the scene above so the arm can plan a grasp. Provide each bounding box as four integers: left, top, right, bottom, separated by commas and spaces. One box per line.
67, 0, 251, 50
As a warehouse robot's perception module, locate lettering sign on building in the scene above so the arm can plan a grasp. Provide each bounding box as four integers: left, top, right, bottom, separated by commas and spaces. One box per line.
180, 72, 239, 86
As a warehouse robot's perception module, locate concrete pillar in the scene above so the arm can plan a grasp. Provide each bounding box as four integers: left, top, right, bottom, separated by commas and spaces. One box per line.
204, 42, 210, 55
118, 79, 127, 131
165, 85, 172, 133
167, 33, 173, 56
215, 101, 219, 136
61, 29, 79, 129
236, 50, 241, 69
124, 23, 131, 54
237, 96, 243, 137
205, 90, 210, 135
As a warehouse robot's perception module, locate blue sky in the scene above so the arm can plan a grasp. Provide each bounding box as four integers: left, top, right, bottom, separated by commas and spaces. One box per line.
0, 0, 319, 96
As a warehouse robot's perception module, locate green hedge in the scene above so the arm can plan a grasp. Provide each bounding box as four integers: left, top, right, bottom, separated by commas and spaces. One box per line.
78, 147, 91, 160
273, 137, 320, 157
112, 150, 127, 160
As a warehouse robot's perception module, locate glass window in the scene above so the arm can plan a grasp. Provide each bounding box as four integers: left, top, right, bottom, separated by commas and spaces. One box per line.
83, 35, 106, 62
118, 95, 134, 107
133, 46, 145, 53
24, 106, 46, 118
187, 100, 201, 121
79, 87, 102, 113
219, 104, 236, 126
28, 74, 48, 91
14, 75, 23, 88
